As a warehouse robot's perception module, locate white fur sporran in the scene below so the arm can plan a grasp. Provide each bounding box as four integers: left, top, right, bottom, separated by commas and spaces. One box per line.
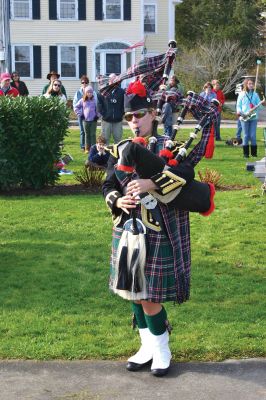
113, 218, 147, 300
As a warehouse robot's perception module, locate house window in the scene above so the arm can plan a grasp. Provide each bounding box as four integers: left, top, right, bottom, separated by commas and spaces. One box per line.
144, 4, 156, 33
58, 0, 78, 20
95, 42, 128, 77
104, 0, 122, 20
95, 42, 133, 84
59, 45, 78, 78
11, 0, 32, 19
106, 54, 121, 74
12, 45, 33, 77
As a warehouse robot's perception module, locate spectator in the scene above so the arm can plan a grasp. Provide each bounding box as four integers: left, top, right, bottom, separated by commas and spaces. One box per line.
10, 71, 29, 96
73, 75, 97, 151
74, 86, 99, 153
97, 73, 124, 145
86, 134, 110, 169
0, 73, 19, 97
211, 80, 225, 141
236, 79, 266, 158
234, 82, 246, 142
42, 71, 67, 98
161, 96, 173, 136
200, 82, 217, 103
166, 75, 184, 95
43, 79, 67, 102
166, 75, 184, 125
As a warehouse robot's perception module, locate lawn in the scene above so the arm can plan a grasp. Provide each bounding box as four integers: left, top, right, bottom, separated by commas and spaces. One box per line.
0, 127, 265, 361
59, 127, 266, 187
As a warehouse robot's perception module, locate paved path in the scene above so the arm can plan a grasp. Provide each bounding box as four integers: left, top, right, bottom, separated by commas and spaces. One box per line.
0, 359, 265, 400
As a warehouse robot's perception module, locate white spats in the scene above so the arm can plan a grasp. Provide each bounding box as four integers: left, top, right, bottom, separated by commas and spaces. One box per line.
150, 331, 172, 373
127, 328, 153, 365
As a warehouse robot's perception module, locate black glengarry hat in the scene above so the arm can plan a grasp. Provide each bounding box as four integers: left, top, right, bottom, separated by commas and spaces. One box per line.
124, 80, 152, 112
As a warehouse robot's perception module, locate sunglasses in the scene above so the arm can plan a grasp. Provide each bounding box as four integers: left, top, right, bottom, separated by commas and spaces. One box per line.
53, 83, 61, 87
124, 109, 148, 122
81, 81, 88, 84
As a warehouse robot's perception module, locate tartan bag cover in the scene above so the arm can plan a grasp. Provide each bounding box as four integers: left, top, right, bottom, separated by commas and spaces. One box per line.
98, 48, 177, 96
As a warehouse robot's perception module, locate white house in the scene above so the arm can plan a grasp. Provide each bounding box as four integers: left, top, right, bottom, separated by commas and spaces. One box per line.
9, 0, 180, 97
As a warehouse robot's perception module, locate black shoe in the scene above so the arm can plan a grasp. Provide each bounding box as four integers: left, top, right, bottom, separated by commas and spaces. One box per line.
243, 145, 249, 158
250, 145, 257, 157
151, 367, 170, 377
126, 360, 152, 372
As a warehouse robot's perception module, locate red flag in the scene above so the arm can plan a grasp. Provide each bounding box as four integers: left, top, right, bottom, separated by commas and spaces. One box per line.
123, 39, 145, 53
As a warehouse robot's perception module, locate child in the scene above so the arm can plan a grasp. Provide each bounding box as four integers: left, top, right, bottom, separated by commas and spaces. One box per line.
74, 86, 100, 153
86, 135, 110, 169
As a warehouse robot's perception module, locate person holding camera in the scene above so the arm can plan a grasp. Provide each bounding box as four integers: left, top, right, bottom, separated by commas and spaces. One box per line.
97, 73, 124, 145
74, 86, 100, 153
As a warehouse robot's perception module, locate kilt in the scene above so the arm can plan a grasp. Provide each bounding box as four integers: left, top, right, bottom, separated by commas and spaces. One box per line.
109, 205, 191, 304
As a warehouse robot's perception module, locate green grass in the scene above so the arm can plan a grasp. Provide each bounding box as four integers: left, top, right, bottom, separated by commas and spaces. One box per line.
61, 127, 265, 187
0, 128, 265, 361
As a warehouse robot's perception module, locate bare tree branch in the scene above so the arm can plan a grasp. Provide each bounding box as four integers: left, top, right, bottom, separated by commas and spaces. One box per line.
176, 39, 251, 94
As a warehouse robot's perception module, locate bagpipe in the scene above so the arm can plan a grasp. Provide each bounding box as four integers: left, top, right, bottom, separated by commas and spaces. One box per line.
116, 44, 220, 216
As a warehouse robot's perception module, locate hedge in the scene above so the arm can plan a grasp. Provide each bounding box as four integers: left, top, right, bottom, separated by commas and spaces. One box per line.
0, 96, 69, 190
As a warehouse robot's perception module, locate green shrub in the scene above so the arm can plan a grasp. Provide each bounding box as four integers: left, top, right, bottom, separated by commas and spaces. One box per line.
0, 96, 69, 189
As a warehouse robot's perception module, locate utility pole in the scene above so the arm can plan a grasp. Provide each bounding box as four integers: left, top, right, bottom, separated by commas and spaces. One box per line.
0, 0, 11, 73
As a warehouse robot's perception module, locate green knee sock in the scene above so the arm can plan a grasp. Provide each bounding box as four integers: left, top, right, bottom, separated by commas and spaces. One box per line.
144, 307, 167, 336
132, 302, 147, 329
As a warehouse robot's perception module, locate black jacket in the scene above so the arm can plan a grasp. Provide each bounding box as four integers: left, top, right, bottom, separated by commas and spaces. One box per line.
10, 80, 29, 96
97, 87, 124, 123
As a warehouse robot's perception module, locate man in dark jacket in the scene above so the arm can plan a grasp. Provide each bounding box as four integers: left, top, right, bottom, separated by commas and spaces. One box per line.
97, 73, 124, 145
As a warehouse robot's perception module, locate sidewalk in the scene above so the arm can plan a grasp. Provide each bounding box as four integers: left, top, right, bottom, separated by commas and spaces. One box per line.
0, 358, 265, 400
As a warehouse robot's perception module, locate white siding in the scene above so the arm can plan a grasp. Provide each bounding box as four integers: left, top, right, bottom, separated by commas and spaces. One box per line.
10, 0, 172, 97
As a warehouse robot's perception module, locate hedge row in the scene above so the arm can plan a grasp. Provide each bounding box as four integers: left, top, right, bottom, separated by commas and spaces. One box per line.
0, 96, 69, 190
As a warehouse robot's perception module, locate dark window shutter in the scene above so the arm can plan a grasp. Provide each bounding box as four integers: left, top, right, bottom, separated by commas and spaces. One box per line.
78, 0, 86, 20
49, 46, 58, 72
33, 46, 41, 78
79, 46, 87, 77
32, 0, 40, 19
49, 0, 57, 20
95, 0, 103, 20
124, 0, 131, 20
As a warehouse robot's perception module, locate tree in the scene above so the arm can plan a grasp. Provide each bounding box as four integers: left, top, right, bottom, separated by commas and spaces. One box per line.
175, 39, 251, 94
175, 0, 262, 49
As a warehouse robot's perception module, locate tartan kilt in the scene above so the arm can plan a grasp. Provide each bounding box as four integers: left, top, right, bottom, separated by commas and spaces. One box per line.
110, 220, 188, 303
